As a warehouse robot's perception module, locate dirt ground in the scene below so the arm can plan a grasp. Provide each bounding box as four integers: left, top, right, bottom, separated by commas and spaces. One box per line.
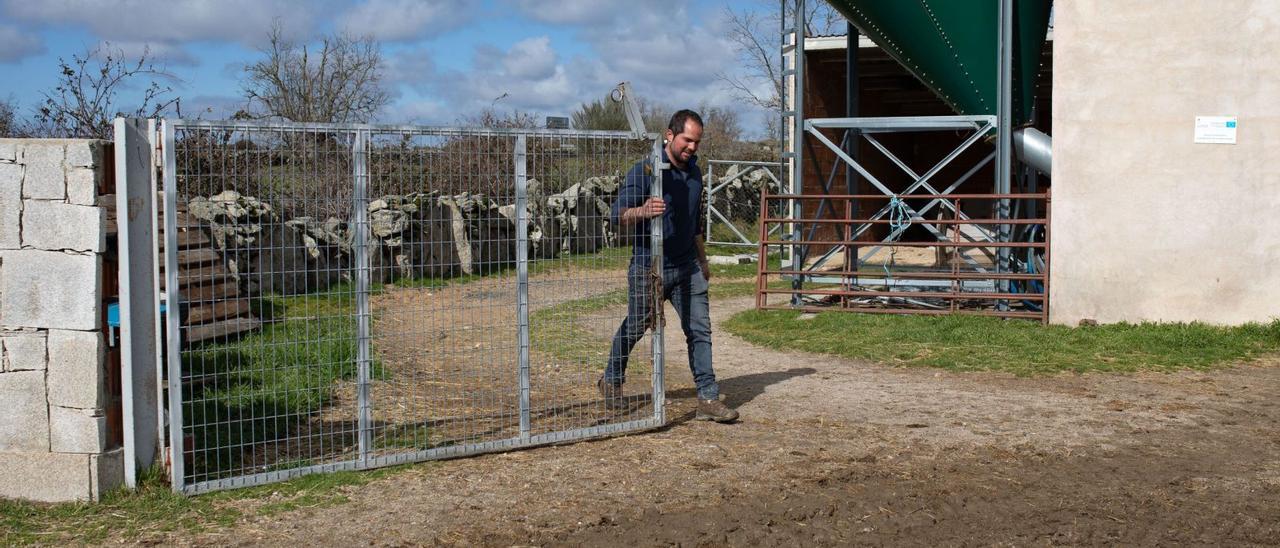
248, 267, 642, 468
171, 275, 1279, 546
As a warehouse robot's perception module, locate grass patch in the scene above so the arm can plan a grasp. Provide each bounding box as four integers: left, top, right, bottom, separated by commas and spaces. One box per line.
723, 310, 1280, 375
528, 246, 632, 274
182, 282, 364, 481
706, 243, 756, 256
375, 423, 437, 451
711, 281, 764, 300
705, 253, 780, 280
707, 217, 772, 249
390, 246, 633, 288
0, 465, 409, 545
530, 289, 630, 367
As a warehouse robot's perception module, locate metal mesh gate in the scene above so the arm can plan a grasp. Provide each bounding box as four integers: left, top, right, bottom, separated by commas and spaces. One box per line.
159, 119, 663, 493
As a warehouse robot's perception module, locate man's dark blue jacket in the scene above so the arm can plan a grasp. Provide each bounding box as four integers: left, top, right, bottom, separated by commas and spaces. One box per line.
610, 149, 703, 267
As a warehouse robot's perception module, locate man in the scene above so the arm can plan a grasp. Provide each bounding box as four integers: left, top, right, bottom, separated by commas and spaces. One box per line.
600, 109, 738, 423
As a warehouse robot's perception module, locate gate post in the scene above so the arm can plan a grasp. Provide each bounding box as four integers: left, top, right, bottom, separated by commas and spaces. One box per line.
514, 135, 531, 440
159, 120, 185, 492
352, 130, 373, 462
114, 117, 160, 488
650, 137, 666, 423
996, 0, 1014, 309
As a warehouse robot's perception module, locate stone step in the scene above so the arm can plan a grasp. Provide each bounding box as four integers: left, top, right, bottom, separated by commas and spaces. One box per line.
185, 298, 251, 325
183, 315, 263, 344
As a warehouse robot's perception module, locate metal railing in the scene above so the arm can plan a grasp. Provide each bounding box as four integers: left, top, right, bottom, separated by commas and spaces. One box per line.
756, 192, 1050, 322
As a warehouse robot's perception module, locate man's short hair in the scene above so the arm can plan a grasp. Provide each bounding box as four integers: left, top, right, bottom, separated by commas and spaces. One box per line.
667, 109, 704, 135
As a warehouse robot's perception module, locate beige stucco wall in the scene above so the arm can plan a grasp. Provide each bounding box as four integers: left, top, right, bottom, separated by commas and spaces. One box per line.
1051, 1, 1280, 325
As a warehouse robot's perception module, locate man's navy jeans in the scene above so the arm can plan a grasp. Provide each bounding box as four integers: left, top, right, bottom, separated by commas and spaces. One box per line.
604, 260, 718, 401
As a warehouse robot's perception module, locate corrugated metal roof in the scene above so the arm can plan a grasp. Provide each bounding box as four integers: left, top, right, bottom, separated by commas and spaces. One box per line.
805, 31, 1053, 51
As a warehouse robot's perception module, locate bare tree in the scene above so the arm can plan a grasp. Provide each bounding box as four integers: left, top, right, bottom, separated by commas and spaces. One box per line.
717, 1, 842, 114
0, 97, 18, 137
242, 24, 390, 123
31, 44, 180, 139
461, 107, 540, 129
695, 103, 757, 160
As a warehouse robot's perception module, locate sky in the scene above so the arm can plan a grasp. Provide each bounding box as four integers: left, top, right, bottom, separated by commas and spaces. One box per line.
0, 0, 785, 134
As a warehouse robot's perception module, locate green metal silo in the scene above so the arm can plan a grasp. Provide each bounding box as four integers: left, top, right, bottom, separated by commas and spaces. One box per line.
826, 0, 1052, 126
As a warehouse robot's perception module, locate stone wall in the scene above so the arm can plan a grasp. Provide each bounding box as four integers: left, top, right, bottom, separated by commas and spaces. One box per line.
187, 168, 777, 298
0, 139, 121, 502
187, 175, 626, 296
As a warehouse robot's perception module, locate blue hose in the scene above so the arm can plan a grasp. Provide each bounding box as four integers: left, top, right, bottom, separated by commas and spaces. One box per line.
1010, 224, 1045, 311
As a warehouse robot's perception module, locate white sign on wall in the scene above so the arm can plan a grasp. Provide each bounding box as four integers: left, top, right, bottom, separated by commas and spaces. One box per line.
1194, 116, 1238, 144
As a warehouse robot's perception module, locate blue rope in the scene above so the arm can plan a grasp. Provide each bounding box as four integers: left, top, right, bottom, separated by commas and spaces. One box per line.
884, 196, 912, 278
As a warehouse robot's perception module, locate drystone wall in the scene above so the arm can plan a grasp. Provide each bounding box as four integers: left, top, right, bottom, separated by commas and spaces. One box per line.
187, 175, 624, 296
188, 167, 777, 298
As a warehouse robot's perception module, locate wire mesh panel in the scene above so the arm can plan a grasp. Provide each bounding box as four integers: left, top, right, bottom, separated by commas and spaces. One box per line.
161, 120, 659, 494
522, 134, 658, 438
360, 128, 525, 459
163, 122, 362, 491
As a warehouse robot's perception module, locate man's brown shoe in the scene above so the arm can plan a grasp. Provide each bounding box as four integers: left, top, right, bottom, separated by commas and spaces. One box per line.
695, 398, 739, 423
598, 378, 625, 410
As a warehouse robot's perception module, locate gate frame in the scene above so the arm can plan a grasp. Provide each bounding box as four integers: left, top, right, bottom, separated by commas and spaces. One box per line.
154, 118, 667, 494
704, 159, 783, 248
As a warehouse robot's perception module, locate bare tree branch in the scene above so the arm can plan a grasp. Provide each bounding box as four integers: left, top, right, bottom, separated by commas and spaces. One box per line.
32, 44, 180, 139
715, 2, 843, 118
242, 23, 390, 123
0, 97, 17, 137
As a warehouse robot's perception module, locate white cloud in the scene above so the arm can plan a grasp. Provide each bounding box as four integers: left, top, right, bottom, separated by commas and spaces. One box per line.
493, 0, 748, 117
387, 98, 451, 125
570, 5, 741, 109
390, 44, 571, 120
1, 0, 325, 45
337, 0, 470, 41
97, 41, 199, 67
471, 44, 503, 71
495, 64, 576, 112
2, 0, 778, 134
392, 36, 577, 116
503, 37, 556, 80
0, 24, 45, 63
383, 47, 439, 90
503, 0, 635, 25
384, 2, 754, 125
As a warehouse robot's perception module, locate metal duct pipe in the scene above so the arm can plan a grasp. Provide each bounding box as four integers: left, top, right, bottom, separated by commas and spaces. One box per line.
1013, 127, 1051, 175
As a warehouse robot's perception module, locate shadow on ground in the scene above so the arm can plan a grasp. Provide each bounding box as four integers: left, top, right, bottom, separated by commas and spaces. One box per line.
664, 367, 817, 425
